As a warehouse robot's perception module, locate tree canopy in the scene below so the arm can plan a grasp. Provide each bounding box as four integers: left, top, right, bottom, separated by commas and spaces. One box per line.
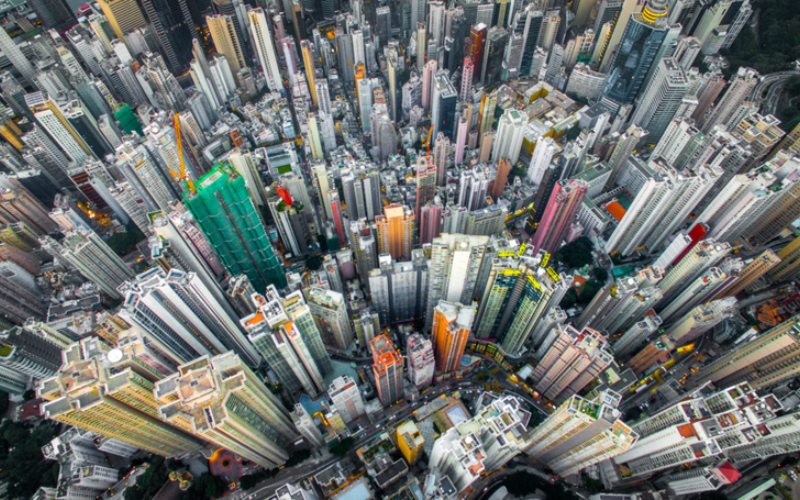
554, 236, 594, 269
0, 420, 60, 499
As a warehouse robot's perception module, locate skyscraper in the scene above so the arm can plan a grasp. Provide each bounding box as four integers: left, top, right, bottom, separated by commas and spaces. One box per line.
527, 390, 637, 477
531, 179, 589, 254
249, 8, 284, 92
184, 163, 286, 290
208, 15, 247, 79
97, 0, 147, 41
688, 317, 800, 391
431, 72, 458, 141
370, 335, 404, 406
432, 301, 476, 373
38, 339, 205, 458
631, 57, 696, 143
473, 253, 570, 353
0, 26, 37, 87
139, 0, 194, 74
156, 353, 299, 469
602, 0, 670, 107
306, 286, 353, 350
407, 333, 434, 389
532, 325, 614, 403
242, 286, 331, 395
42, 229, 134, 299
328, 375, 365, 423
415, 156, 438, 223
376, 204, 414, 261
27, 0, 76, 30
491, 108, 526, 165
368, 251, 428, 326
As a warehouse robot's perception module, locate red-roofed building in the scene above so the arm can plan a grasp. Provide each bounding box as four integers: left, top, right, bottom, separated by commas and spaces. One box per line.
16, 399, 42, 421
603, 199, 627, 222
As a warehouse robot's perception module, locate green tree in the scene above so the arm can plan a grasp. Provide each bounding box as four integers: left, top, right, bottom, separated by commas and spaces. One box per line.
577, 280, 602, 305
329, 437, 355, 457
0, 421, 61, 499
592, 267, 609, 282
181, 473, 228, 500
306, 254, 323, 270
125, 456, 171, 500
555, 236, 594, 269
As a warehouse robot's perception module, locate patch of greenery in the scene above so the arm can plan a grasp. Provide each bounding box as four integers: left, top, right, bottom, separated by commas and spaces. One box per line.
106, 222, 146, 257
125, 457, 177, 500
329, 437, 355, 457
180, 472, 228, 500
554, 236, 594, 269
592, 267, 609, 282
508, 165, 526, 184
566, 125, 582, 141
0, 421, 60, 499
306, 254, 323, 270
722, 0, 800, 77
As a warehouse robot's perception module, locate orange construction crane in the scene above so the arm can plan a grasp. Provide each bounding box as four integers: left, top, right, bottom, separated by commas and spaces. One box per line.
424, 125, 433, 154
169, 113, 195, 193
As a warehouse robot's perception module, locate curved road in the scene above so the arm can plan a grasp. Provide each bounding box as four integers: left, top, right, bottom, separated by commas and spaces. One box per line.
749, 70, 800, 115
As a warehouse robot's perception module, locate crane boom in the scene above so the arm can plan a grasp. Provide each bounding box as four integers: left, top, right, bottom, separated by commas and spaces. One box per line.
168, 113, 195, 193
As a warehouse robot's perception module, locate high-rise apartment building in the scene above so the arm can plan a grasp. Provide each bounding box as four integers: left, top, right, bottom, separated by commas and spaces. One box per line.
0, 326, 62, 394
527, 390, 637, 477
242, 286, 331, 395
612, 383, 782, 479
370, 335, 404, 406
767, 235, 800, 283
473, 253, 570, 353
407, 333, 435, 389
156, 353, 299, 469
42, 229, 134, 299
184, 164, 286, 290
369, 251, 428, 326
425, 234, 490, 329
376, 204, 414, 261
97, 0, 147, 40
532, 325, 614, 403
328, 375, 364, 423
119, 267, 260, 366
306, 286, 353, 350
491, 108, 526, 165
701, 67, 759, 133
429, 396, 531, 493
657, 239, 730, 305
38, 339, 205, 458
341, 169, 381, 222
249, 8, 283, 92
714, 249, 780, 298
531, 179, 588, 254
432, 301, 476, 373
689, 317, 800, 390
208, 15, 247, 79
26, 92, 92, 164
415, 156, 438, 223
